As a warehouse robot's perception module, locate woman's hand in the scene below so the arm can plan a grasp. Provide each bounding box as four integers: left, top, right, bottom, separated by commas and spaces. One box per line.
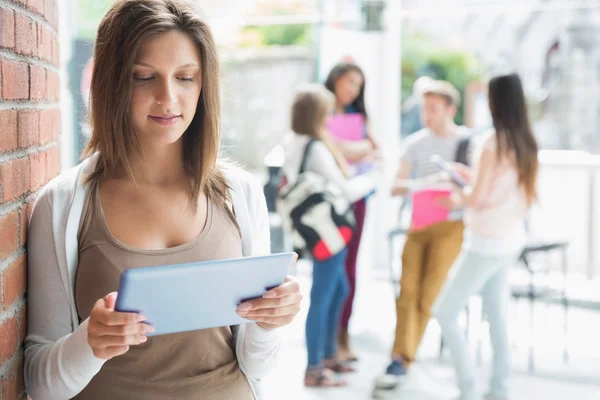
448, 162, 473, 182
88, 292, 154, 360
436, 190, 464, 210
236, 276, 303, 330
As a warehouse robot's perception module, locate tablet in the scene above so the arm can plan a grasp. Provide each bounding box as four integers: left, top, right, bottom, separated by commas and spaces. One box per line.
114, 252, 297, 336
430, 154, 468, 188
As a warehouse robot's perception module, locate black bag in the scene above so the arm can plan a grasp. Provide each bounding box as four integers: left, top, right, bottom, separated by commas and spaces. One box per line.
454, 135, 472, 166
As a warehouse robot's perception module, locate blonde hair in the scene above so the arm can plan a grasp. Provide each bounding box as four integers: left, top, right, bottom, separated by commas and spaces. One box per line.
291, 84, 350, 178
83, 0, 229, 209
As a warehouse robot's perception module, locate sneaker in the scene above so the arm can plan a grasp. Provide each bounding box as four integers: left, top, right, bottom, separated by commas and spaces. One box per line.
484, 395, 507, 400
373, 360, 407, 391
454, 395, 483, 400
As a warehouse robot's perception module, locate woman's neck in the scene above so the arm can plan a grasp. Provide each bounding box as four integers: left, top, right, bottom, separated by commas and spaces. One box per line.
124, 142, 186, 186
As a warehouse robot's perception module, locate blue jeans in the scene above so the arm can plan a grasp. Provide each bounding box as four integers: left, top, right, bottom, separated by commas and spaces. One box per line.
434, 250, 518, 398
306, 249, 349, 368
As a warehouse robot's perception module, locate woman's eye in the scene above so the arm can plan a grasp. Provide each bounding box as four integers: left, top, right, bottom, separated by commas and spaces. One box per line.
134, 76, 154, 82
178, 77, 194, 82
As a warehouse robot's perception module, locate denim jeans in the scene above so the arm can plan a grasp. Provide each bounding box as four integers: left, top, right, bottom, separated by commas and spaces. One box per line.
306, 249, 349, 368
434, 250, 518, 398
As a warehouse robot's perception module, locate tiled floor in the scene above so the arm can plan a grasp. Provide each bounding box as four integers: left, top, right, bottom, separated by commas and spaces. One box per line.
261, 260, 600, 400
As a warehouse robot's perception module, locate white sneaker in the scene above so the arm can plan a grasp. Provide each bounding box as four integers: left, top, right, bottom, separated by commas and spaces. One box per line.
453, 394, 483, 400
484, 395, 507, 400
373, 373, 406, 390
371, 373, 407, 398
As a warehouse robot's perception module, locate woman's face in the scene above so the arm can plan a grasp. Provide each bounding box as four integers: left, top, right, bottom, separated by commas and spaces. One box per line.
334, 69, 363, 107
130, 30, 203, 149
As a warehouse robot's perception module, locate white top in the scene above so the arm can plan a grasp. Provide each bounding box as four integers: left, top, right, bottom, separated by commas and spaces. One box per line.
400, 127, 471, 178
281, 132, 378, 203
465, 132, 528, 255
24, 153, 282, 400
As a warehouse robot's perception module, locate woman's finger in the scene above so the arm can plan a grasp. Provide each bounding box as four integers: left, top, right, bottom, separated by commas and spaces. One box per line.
90, 333, 147, 348
95, 308, 146, 326
93, 345, 131, 360
89, 320, 154, 336
262, 277, 301, 299
240, 304, 301, 319
237, 293, 302, 313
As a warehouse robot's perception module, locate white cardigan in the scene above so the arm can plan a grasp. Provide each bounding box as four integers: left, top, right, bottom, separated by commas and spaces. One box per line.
24, 153, 282, 400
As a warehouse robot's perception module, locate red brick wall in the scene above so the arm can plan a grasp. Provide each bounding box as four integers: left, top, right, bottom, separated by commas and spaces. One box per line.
0, 1, 61, 399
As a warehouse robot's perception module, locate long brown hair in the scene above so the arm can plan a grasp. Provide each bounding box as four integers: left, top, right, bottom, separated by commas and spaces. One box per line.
324, 62, 368, 119
83, 0, 229, 208
488, 73, 539, 205
291, 84, 350, 178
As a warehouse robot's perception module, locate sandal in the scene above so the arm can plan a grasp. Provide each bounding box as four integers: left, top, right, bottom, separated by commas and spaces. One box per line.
324, 359, 356, 374
304, 368, 347, 388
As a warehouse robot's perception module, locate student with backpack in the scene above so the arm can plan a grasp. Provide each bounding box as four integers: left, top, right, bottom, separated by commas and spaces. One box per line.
279, 84, 381, 388
324, 62, 381, 362
375, 80, 471, 394
434, 74, 539, 400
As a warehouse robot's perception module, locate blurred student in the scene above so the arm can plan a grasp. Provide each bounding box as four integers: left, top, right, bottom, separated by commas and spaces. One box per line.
434, 73, 539, 400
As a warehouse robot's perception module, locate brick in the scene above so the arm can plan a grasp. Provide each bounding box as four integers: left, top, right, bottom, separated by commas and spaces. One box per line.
1, 352, 24, 400
0, 158, 30, 202
0, 316, 18, 364
28, 0, 45, 16
39, 108, 62, 143
45, 145, 60, 180
29, 151, 45, 190
19, 202, 32, 247
1, 370, 18, 400
30, 65, 46, 101
1, 60, 29, 101
18, 304, 27, 342
19, 202, 33, 247
45, 0, 58, 30
47, 70, 59, 102
4, 256, 26, 309
0, 7, 15, 50
39, 109, 53, 144
0, 211, 18, 260
0, 111, 18, 152
38, 25, 52, 63
15, 12, 36, 57
52, 35, 60, 66
53, 108, 61, 139
17, 110, 40, 148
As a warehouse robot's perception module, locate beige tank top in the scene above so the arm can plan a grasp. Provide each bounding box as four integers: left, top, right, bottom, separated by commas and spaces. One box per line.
73, 185, 253, 400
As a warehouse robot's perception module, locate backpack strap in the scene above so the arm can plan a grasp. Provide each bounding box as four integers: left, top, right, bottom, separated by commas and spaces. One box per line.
299, 139, 318, 175
454, 136, 471, 166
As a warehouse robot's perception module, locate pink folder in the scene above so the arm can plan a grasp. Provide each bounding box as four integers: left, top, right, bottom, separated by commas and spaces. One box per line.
327, 114, 365, 141
410, 189, 451, 231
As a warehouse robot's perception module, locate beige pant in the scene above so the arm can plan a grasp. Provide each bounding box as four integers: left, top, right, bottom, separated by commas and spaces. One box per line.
392, 220, 464, 365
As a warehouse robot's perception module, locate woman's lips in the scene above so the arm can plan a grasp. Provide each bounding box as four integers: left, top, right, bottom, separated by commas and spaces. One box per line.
149, 115, 181, 126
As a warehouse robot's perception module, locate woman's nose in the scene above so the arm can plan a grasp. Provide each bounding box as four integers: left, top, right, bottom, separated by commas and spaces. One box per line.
155, 80, 178, 105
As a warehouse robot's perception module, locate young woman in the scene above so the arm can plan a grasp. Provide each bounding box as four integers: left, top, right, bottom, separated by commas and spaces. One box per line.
434, 74, 539, 400
24, 1, 302, 399
324, 62, 379, 362
281, 84, 380, 387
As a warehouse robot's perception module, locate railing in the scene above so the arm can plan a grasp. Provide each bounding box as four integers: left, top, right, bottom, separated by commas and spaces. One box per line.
530, 150, 600, 278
